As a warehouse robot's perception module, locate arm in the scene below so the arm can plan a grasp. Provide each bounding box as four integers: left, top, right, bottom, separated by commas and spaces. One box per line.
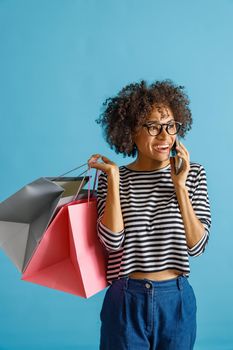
97, 169, 125, 252
101, 169, 124, 233
175, 165, 211, 257
170, 141, 212, 257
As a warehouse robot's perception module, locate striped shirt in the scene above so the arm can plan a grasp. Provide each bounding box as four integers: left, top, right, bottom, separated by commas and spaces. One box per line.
97, 162, 211, 284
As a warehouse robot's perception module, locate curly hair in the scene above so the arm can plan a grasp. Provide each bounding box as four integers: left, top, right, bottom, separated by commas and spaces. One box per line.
95, 79, 193, 158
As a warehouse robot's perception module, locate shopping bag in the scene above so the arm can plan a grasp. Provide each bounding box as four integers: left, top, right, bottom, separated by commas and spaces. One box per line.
21, 169, 109, 298
0, 164, 90, 272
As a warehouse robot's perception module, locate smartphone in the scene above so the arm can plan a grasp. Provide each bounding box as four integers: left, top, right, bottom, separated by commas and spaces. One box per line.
170, 137, 183, 175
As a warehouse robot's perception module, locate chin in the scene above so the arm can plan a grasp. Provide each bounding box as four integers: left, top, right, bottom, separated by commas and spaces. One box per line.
155, 154, 170, 161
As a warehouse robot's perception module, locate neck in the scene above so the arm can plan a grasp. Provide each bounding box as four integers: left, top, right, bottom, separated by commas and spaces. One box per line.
130, 157, 170, 171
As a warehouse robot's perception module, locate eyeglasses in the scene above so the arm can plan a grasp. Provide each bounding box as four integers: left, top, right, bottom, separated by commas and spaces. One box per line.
142, 121, 183, 136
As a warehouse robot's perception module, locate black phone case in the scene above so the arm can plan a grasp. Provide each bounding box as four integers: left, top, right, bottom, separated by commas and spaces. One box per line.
170, 138, 183, 174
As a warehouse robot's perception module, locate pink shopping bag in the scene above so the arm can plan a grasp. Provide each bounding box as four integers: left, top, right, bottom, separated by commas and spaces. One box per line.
21, 169, 109, 298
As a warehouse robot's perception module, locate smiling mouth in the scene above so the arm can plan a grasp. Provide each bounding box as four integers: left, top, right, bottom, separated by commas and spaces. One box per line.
153, 144, 170, 152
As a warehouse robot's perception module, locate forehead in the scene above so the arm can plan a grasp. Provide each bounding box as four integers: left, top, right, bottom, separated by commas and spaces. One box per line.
146, 105, 174, 122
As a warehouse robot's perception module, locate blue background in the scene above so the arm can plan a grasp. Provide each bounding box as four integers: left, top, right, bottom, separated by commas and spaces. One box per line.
0, 0, 232, 349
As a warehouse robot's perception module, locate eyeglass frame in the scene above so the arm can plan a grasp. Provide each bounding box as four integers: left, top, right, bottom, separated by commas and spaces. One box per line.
142, 121, 183, 136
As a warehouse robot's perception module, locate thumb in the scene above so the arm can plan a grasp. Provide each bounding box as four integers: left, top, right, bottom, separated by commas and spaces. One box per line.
88, 161, 105, 172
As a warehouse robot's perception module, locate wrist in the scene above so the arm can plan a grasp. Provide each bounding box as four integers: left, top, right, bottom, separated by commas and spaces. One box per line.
108, 168, 120, 181
175, 184, 187, 193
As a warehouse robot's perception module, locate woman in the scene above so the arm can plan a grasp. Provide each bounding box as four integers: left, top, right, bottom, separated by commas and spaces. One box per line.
88, 79, 211, 350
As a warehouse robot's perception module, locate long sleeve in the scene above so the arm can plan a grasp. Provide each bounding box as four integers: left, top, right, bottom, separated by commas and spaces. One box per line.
96, 172, 125, 252
187, 165, 212, 257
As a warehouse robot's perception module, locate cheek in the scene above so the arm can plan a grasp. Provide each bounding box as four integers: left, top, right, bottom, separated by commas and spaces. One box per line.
171, 137, 176, 146
137, 141, 152, 153
133, 133, 149, 149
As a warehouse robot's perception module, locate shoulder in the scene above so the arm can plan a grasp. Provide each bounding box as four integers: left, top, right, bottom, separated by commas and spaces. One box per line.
97, 166, 126, 180
98, 166, 128, 184
188, 161, 208, 184
98, 167, 125, 180
190, 161, 208, 174
189, 161, 205, 173
119, 165, 127, 172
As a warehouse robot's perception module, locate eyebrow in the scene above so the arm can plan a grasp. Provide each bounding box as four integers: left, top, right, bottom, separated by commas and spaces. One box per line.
146, 118, 175, 125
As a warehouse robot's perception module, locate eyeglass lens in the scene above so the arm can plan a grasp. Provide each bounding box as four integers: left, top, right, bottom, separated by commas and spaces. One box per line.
148, 122, 179, 135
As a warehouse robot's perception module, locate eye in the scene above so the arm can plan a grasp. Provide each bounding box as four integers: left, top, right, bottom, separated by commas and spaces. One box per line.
149, 125, 160, 131
167, 122, 176, 129
167, 122, 178, 134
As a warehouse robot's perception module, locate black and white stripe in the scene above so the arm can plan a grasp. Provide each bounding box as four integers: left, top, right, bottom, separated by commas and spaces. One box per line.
97, 162, 211, 283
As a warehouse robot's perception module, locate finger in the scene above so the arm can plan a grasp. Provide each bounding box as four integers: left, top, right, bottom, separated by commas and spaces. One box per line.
89, 154, 101, 161
176, 153, 187, 160
88, 154, 102, 166
100, 155, 115, 165
178, 142, 189, 155
176, 146, 189, 160
88, 161, 106, 172
177, 155, 190, 173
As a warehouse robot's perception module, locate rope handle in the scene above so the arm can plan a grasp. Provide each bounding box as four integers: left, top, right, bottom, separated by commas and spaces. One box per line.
72, 166, 100, 202
58, 163, 88, 177
54, 162, 100, 203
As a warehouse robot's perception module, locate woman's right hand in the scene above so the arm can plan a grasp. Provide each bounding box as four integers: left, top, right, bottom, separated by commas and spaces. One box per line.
87, 154, 119, 176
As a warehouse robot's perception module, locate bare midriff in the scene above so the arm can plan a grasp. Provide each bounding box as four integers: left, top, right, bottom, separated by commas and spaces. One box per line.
129, 269, 183, 281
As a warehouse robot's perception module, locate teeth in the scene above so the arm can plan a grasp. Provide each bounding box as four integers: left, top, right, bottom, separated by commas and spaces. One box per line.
156, 145, 169, 149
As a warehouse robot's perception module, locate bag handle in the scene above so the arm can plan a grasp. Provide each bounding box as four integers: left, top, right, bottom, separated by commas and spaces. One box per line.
88, 167, 100, 203
49, 163, 88, 182
72, 166, 100, 202
61, 163, 99, 203
58, 163, 100, 203
58, 163, 88, 177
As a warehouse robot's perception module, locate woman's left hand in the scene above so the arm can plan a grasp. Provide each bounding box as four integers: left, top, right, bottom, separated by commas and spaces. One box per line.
170, 141, 190, 189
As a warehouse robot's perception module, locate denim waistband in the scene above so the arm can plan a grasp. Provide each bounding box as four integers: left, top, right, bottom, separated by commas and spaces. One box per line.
112, 274, 189, 292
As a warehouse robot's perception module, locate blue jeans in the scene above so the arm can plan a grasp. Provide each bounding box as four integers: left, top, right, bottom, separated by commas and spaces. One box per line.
99, 275, 197, 350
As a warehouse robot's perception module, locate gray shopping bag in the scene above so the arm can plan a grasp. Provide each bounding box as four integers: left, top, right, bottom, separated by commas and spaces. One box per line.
0, 164, 90, 272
